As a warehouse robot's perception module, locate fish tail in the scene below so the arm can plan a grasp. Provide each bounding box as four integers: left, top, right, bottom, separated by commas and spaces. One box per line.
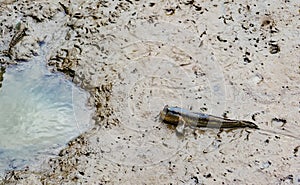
239, 120, 259, 129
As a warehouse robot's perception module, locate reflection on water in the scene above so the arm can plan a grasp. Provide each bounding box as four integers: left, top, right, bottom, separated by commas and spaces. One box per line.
0, 58, 94, 176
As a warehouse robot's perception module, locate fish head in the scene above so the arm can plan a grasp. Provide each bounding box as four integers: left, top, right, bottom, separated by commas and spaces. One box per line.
159, 105, 181, 126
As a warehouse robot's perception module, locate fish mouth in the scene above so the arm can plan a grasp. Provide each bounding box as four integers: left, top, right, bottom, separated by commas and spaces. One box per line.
159, 110, 167, 122
159, 105, 169, 121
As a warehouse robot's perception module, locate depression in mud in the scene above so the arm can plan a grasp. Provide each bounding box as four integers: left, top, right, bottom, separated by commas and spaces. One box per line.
0, 56, 94, 177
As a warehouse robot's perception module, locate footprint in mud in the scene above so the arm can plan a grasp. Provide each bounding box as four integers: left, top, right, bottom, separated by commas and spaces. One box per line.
113, 32, 226, 131
96, 21, 227, 166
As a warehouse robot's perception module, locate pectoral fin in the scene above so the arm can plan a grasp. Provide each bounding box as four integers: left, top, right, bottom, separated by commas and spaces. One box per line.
176, 117, 186, 137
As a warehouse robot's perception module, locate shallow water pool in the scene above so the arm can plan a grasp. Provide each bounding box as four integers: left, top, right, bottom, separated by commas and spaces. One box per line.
0, 57, 94, 176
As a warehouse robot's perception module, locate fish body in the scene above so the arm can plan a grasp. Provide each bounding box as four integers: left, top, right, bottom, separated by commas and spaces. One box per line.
160, 105, 258, 129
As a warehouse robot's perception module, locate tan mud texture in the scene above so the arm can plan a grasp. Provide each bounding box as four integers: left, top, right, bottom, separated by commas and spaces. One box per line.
0, 0, 299, 184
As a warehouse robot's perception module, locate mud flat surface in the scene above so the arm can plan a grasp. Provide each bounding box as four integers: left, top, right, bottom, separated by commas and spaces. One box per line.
0, 0, 299, 184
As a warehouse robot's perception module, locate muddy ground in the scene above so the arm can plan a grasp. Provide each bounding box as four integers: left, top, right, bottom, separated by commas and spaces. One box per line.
0, 0, 299, 184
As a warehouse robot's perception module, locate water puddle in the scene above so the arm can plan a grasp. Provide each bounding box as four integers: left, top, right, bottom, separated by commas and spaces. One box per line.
0, 56, 94, 177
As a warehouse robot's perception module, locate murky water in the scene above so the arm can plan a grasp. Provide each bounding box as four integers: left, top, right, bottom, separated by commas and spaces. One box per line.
0, 56, 94, 176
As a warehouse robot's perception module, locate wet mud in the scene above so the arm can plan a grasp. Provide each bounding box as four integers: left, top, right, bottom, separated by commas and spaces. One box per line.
0, 0, 299, 184
0, 67, 4, 88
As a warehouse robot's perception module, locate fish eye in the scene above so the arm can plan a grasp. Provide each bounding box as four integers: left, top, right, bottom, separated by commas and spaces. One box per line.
163, 106, 169, 113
